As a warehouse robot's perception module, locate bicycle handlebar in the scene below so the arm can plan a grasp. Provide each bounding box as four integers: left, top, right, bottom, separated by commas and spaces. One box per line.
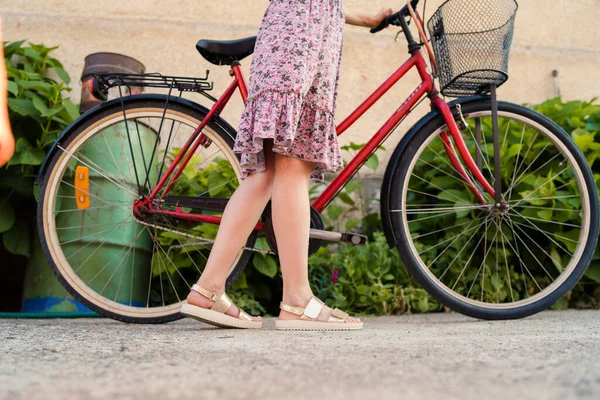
370, 0, 420, 34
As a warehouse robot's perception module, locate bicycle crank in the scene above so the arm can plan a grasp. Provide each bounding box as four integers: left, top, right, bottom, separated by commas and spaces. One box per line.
309, 229, 368, 246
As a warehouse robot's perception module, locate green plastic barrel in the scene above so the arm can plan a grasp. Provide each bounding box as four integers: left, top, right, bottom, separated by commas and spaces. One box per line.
23, 121, 157, 311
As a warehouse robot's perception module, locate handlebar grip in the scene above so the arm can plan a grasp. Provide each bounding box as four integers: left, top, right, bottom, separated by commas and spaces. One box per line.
370, 13, 396, 34
369, 0, 420, 34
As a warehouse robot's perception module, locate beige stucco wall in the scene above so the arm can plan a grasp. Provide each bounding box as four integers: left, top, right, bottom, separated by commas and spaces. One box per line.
1, 0, 599, 177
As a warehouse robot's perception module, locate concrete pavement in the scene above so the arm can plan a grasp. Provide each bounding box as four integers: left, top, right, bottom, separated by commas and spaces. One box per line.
1, 310, 599, 400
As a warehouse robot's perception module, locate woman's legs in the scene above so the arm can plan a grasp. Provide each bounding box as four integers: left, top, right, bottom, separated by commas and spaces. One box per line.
271, 152, 360, 324
186, 139, 360, 324
186, 140, 277, 321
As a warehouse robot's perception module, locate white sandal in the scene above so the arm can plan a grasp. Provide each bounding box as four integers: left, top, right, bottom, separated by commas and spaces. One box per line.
275, 296, 363, 331
180, 284, 262, 329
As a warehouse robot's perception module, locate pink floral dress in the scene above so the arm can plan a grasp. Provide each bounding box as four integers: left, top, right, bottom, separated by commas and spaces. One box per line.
232, 0, 345, 183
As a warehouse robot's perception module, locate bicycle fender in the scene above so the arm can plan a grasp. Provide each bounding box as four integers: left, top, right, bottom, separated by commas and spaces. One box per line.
380, 95, 489, 249
35, 94, 238, 185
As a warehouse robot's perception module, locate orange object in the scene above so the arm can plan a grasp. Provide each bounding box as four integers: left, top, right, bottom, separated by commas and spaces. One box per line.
74, 166, 91, 209
0, 16, 15, 167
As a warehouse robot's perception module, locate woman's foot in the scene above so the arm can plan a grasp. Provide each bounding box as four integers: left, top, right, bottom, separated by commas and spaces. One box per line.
279, 294, 361, 324
185, 282, 262, 323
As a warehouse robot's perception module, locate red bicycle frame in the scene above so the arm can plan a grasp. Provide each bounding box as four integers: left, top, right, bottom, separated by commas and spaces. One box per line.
137, 10, 496, 232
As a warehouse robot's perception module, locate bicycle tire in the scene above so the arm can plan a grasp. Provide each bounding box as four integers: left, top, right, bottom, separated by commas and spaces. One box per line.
37, 95, 255, 323
388, 99, 599, 320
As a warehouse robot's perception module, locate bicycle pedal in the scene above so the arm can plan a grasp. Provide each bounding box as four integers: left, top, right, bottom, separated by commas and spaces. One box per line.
309, 229, 368, 246
341, 232, 368, 246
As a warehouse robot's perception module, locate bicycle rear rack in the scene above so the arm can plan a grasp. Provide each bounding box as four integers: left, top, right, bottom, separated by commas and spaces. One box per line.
91, 71, 218, 103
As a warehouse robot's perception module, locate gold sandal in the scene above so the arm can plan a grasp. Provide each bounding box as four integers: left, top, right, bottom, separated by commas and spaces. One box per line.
180, 284, 262, 329
275, 296, 363, 331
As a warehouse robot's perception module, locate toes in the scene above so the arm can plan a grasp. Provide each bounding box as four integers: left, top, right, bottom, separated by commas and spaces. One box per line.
345, 316, 361, 323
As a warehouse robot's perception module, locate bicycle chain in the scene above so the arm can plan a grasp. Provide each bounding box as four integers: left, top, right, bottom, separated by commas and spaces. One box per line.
133, 216, 277, 255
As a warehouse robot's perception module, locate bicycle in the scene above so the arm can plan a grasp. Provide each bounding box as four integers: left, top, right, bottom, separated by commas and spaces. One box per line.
36, 0, 599, 323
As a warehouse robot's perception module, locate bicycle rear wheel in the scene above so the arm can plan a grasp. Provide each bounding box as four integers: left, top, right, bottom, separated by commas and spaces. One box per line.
389, 99, 599, 319
37, 95, 256, 323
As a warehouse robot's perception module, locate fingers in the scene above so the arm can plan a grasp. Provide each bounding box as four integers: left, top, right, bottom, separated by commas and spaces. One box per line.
381, 7, 393, 17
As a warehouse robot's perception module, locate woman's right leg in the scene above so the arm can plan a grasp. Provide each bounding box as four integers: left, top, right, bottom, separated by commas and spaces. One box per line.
271, 153, 361, 324
186, 140, 277, 320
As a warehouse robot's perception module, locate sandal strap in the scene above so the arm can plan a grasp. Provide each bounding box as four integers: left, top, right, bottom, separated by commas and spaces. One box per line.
237, 309, 253, 322
328, 308, 349, 322
279, 303, 304, 316
191, 284, 253, 320
279, 296, 325, 320
211, 292, 233, 314
191, 284, 219, 302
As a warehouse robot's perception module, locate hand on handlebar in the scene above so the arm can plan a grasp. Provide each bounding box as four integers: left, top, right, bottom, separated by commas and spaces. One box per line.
344, 7, 393, 29
369, 7, 394, 30
370, 0, 420, 34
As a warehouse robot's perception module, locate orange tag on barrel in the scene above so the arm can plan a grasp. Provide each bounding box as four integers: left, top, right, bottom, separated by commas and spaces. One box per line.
74, 166, 90, 209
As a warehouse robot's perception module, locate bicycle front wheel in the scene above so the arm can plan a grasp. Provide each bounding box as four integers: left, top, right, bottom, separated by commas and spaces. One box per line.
390, 99, 599, 319
37, 95, 256, 323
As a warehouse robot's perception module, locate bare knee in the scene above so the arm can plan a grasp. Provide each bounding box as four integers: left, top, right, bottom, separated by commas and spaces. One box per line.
242, 141, 276, 192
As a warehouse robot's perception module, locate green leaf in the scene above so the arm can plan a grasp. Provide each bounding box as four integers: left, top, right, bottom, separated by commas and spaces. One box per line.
7, 138, 46, 166
7, 81, 18, 96
0, 201, 16, 233
537, 208, 553, 220
586, 120, 600, 132
17, 80, 54, 95
62, 98, 79, 121
53, 67, 71, 84
3, 219, 30, 257
437, 189, 466, 203
572, 129, 595, 152
23, 47, 44, 63
365, 154, 379, 171
7, 98, 38, 117
345, 218, 361, 231
31, 93, 49, 115
584, 262, 600, 284
337, 192, 355, 207
207, 173, 227, 197
327, 204, 344, 221
344, 182, 360, 193
253, 254, 278, 278
550, 247, 563, 272
231, 271, 248, 289
3, 40, 26, 57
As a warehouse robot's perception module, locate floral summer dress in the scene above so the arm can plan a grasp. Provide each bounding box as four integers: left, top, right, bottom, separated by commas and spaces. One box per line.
232, 0, 345, 183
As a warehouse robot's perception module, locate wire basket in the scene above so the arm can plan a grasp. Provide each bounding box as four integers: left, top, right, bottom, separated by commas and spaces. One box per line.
427, 0, 518, 98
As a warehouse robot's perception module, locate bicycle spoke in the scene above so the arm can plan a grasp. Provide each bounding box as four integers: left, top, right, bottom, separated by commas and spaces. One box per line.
436, 215, 490, 281
411, 173, 471, 205
511, 166, 570, 209
507, 217, 555, 281
500, 216, 543, 293
419, 215, 485, 256
465, 121, 494, 184
505, 147, 559, 200
72, 216, 133, 271
425, 143, 480, 194
99, 226, 146, 297
508, 209, 574, 255
412, 219, 473, 240
450, 220, 489, 291
505, 124, 527, 200
58, 145, 139, 197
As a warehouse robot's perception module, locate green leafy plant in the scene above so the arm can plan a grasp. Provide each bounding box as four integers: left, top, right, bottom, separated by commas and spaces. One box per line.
310, 141, 385, 240
309, 232, 441, 315
533, 98, 600, 308
0, 40, 78, 257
